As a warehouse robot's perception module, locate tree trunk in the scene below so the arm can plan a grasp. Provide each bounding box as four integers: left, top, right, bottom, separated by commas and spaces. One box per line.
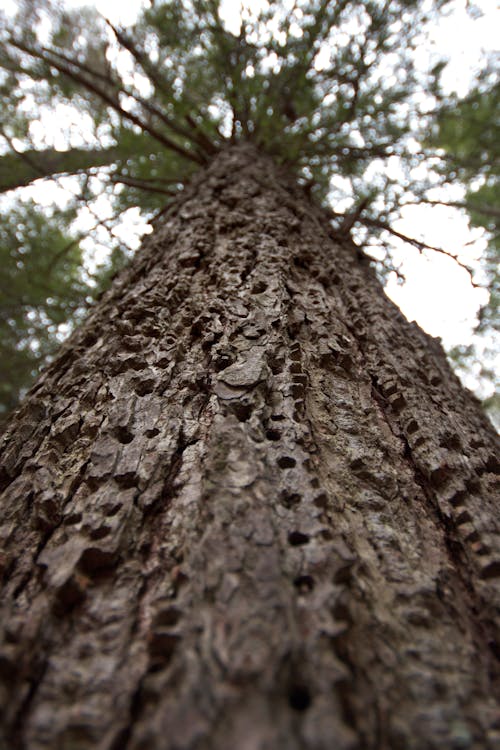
0, 144, 499, 750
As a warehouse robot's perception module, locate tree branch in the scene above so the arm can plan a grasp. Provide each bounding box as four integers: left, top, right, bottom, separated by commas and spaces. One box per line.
104, 18, 220, 156
8, 38, 205, 166
401, 198, 500, 221
109, 174, 179, 195
360, 216, 478, 286
0, 141, 123, 193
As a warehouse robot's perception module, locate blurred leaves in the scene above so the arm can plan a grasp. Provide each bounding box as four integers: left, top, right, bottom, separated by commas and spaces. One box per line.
432, 76, 499, 421
0, 201, 89, 415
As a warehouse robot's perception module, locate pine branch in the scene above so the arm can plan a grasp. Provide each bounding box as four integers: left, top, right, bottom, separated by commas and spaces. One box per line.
109, 174, 179, 195
0, 139, 123, 193
8, 38, 205, 166
361, 216, 479, 286
0, 126, 47, 185
401, 198, 500, 221
46, 202, 135, 273
335, 197, 371, 236
39, 42, 210, 164
104, 18, 220, 156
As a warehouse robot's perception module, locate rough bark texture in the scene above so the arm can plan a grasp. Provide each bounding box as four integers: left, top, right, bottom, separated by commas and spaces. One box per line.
0, 144, 499, 750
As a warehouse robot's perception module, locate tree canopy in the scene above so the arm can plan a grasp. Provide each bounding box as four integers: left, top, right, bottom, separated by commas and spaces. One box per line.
0, 0, 498, 418
432, 74, 500, 424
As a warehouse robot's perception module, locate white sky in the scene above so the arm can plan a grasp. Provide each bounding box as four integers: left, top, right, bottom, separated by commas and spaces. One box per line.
2, 0, 498, 368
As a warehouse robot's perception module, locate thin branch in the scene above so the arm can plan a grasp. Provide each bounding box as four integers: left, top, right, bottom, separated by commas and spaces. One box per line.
40, 43, 210, 164
0, 125, 46, 180
8, 38, 204, 166
401, 198, 500, 221
104, 18, 219, 156
46, 202, 135, 273
109, 174, 179, 195
361, 216, 478, 287
335, 197, 371, 236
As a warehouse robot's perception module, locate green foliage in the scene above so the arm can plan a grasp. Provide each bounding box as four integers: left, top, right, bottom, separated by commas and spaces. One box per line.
433, 80, 499, 321
434, 80, 499, 174
0, 201, 91, 416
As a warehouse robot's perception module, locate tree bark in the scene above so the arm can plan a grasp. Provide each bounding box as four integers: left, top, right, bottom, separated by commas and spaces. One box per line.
0, 144, 499, 750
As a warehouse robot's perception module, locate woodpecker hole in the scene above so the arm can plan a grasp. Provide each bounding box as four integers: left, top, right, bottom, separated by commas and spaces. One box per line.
288, 684, 312, 712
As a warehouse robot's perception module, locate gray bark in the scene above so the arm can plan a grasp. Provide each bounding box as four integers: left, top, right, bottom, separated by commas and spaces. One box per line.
0, 144, 499, 750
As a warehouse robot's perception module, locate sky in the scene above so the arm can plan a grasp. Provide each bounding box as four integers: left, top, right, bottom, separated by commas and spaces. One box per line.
2, 0, 498, 377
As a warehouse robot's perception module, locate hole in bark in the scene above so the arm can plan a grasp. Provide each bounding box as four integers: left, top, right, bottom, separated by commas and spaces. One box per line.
145, 428, 160, 438
79, 547, 117, 575
280, 492, 301, 509
190, 320, 205, 338
313, 493, 328, 508
134, 379, 155, 396
455, 510, 472, 526
333, 598, 350, 622
294, 575, 315, 593
334, 561, 354, 584
293, 256, 308, 269
449, 490, 467, 507
153, 607, 182, 627
278, 456, 296, 469
122, 335, 143, 352
288, 684, 312, 712
293, 400, 304, 419
148, 632, 181, 663
111, 355, 144, 374
480, 560, 500, 580
406, 419, 419, 435
251, 281, 267, 294
271, 414, 285, 421
54, 576, 87, 614
82, 332, 97, 347
268, 356, 284, 374
89, 525, 111, 540
489, 640, 500, 662
484, 454, 500, 474
429, 464, 451, 487
114, 426, 134, 444
110, 728, 131, 750
266, 429, 281, 441
232, 402, 252, 422
214, 354, 233, 372
440, 432, 462, 450
115, 472, 138, 489
464, 527, 480, 543
288, 531, 310, 546
466, 477, 481, 493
